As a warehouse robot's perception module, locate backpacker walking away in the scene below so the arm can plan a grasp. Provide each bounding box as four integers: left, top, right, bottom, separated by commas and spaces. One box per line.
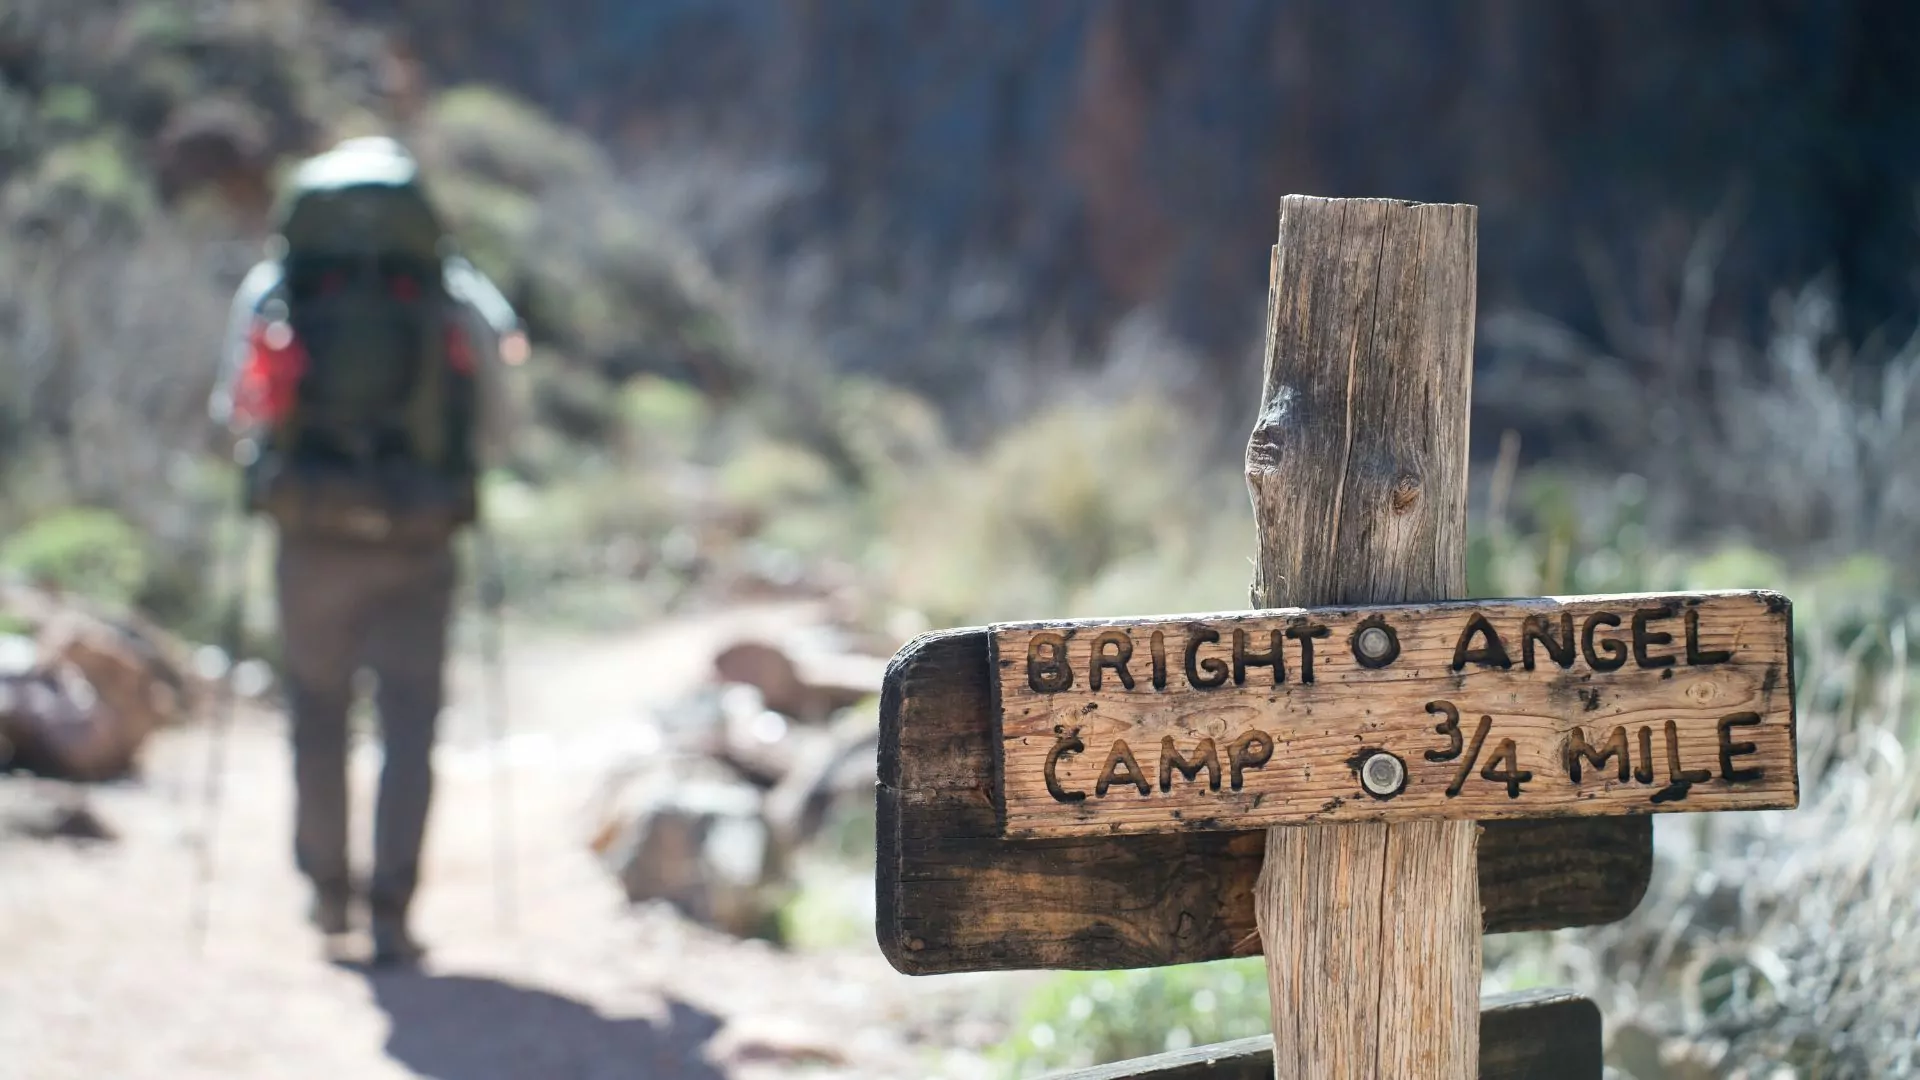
209, 137, 524, 965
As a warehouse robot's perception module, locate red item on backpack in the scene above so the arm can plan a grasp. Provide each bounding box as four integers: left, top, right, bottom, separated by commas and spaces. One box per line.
231, 317, 307, 430
444, 321, 475, 376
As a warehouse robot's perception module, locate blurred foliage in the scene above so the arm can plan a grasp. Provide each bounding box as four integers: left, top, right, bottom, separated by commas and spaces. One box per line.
39, 85, 98, 131
998, 960, 1271, 1076
875, 395, 1252, 629
620, 375, 713, 461
0, 0, 761, 641
419, 86, 602, 194
1480, 272, 1920, 569
1486, 590, 1920, 1077
407, 88, 750, 397
774, 792, 876, 955
6, 133, 154, 231
0, 507, 147, 607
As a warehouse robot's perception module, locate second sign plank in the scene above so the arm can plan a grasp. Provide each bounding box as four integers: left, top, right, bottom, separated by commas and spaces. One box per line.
992, 591, 1797, 839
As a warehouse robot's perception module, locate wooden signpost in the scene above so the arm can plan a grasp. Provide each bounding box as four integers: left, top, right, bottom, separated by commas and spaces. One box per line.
876, 195, 1799, 1078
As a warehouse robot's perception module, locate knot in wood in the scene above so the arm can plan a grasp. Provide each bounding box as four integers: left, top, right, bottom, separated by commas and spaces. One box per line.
1246, 438, 1284, 474
1244, 388, 1297, 472
1390, 474, 1422, 514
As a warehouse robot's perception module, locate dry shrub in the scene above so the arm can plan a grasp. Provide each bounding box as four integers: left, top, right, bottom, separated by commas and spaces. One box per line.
876, 393, 1253, 629
1479, 241, 1920, 565
414, 86, 604, 193
0, 214, 230, 533
1489, 596, 1919, 1079
1475, 238, 1920, 1076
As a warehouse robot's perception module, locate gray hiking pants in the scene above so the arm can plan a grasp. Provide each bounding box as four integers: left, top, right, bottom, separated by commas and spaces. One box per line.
275, 532, 456, 924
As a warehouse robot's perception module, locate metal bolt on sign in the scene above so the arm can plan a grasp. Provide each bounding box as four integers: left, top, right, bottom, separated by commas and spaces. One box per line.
1361, 750, 1407, 797
1356, 625, 1395, 664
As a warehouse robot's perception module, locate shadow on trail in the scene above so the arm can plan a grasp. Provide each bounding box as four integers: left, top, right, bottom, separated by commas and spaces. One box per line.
358, 968, 726, 1080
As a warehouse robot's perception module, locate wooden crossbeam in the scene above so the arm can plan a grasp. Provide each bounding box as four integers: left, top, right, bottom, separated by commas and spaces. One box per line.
1038, 989, 1602, 1080
875, 626, 1653, 976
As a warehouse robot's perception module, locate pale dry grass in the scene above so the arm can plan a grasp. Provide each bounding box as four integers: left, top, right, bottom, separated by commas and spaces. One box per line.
1479, 248, 1920, 563
1489, 605, 1919, 1078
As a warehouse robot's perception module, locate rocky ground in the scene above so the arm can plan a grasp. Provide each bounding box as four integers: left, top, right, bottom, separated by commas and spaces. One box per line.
0, 603, 1030, 1080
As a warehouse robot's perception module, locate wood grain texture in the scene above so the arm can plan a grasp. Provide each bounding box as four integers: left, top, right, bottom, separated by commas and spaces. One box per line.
1040, 989, 1602, 1080
875, 626, 1652, 975
992, 592, 1797, 837
1248, 196, 1480, 1077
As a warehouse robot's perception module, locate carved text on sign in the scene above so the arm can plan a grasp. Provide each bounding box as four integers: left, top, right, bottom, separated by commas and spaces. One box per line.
990, 592, 1797, 838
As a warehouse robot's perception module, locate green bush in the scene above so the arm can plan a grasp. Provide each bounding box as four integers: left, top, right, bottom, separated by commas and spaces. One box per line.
426, 171, 540, 285
38, 85, 97, 129
420, 86, 605, 193
7, 133, 155, 228
621, 375, 713, 460
0, 508, 148, 608
717, 440, 840, 512
1469, 470, 1668, 598
998, 959, 1272, 1076
876, 394, 1253, 627
773, 861, 872, 953
476, 465, 691, 627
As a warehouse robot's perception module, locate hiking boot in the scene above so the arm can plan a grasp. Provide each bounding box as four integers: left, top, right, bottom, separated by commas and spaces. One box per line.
308, 889, 352, 937
370, 918, 427, 968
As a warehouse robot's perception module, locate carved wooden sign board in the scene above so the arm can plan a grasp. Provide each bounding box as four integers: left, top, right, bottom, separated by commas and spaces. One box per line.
876, 629, 1659, 980
991, 591, 1798, 839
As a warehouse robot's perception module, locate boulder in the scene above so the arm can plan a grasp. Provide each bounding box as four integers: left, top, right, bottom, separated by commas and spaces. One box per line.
590, 759, 780, 938
710, 682, 799, 787
708, 1015, 851, 1070
711, 639, 883, 724
1, 582, 200, 707
39, 611, 187, 750
0, 670, 128, 781
588, 631, 885, 941
761, 708, 879, 854
0, 588, 194, 781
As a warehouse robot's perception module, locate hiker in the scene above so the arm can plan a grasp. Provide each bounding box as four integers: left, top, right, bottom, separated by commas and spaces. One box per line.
209, 136, 525, 964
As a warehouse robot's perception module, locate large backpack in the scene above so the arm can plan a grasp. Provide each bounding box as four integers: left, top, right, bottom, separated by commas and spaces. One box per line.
237, 140, 480, 544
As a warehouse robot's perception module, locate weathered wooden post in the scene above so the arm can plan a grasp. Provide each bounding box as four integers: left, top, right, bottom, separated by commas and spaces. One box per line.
878, 195, 1798, 1079
1244, 196, 1480, 1074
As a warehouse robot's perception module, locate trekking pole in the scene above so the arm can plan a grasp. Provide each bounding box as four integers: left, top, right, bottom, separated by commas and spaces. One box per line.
475, 524, 516, 933
192, 513, 256, 955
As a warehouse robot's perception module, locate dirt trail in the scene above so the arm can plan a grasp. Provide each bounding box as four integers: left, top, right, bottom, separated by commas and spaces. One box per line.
0, 603, 1023, 1079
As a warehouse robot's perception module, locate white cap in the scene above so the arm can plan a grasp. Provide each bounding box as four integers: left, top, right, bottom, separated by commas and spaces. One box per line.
329, 136, 416, 164
292, 136, 419, 190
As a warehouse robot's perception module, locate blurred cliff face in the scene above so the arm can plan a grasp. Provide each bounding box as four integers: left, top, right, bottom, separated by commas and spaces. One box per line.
339, 0, 1920, 374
